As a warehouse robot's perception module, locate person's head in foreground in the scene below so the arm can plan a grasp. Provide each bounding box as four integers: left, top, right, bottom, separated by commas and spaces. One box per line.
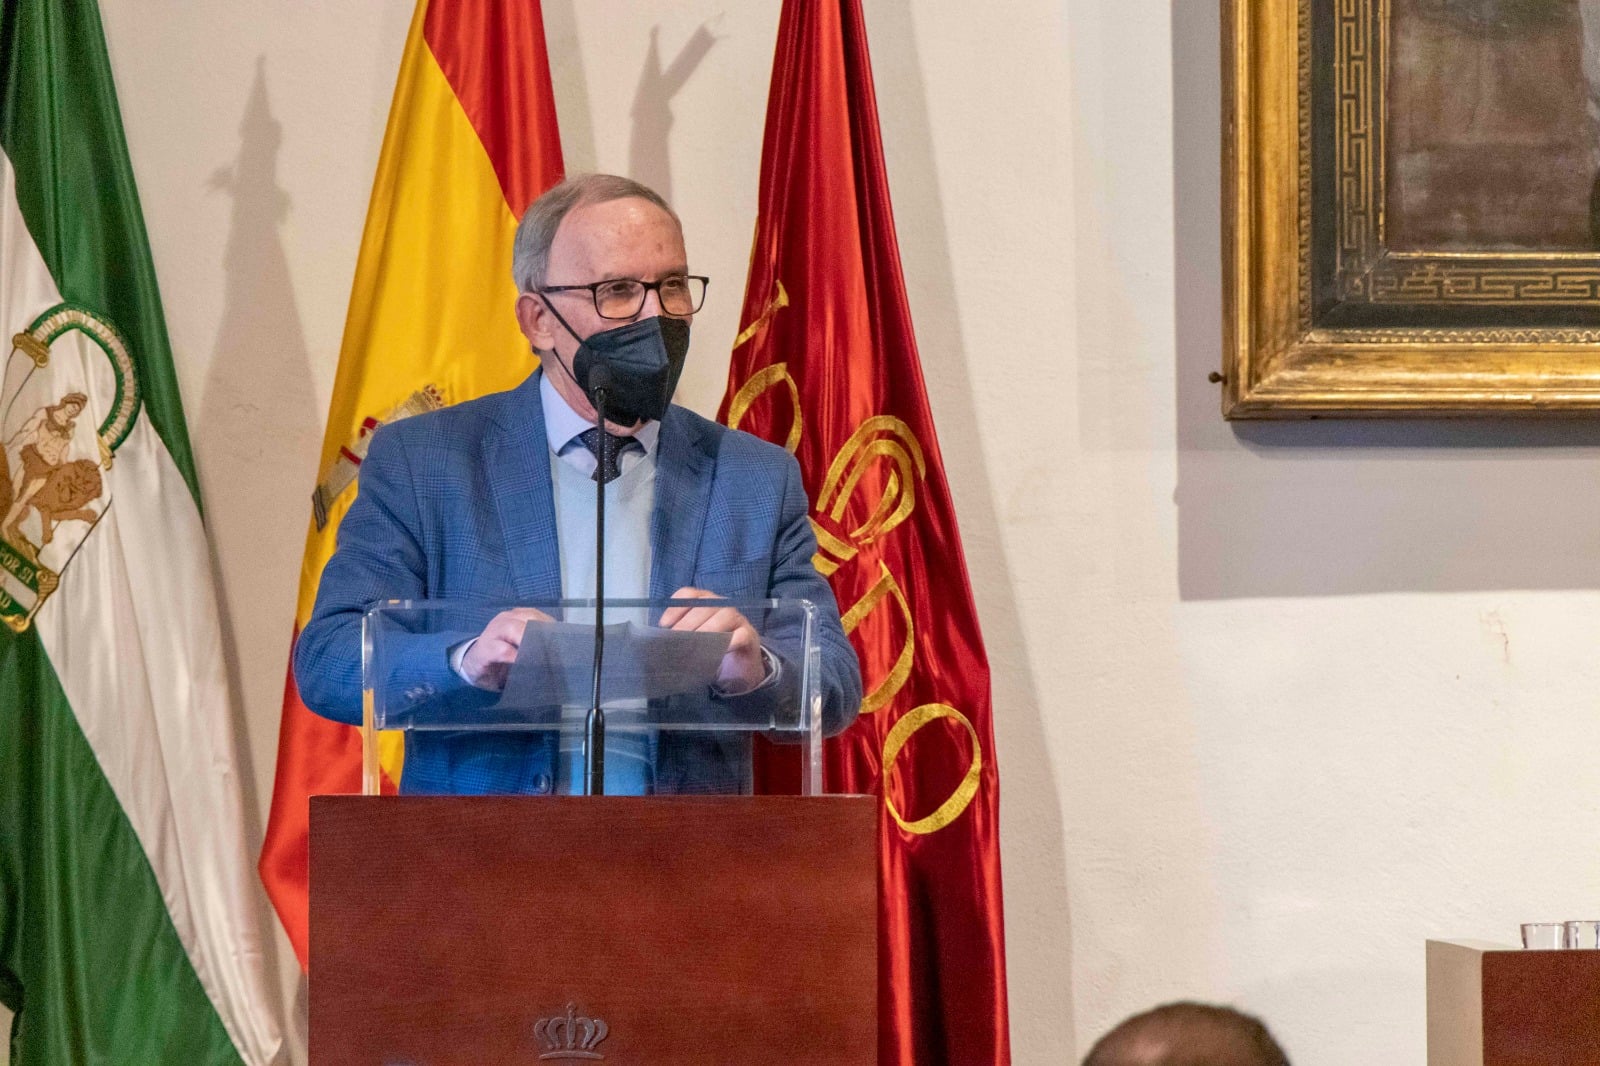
1083, 1002, 1290, 1066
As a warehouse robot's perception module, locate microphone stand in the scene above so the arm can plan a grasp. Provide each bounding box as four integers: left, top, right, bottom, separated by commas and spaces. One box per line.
582, 368, 613, 796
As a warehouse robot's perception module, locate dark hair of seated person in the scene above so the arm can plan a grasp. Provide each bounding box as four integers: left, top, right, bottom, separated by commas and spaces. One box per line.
1083, 1002, 1290, 1066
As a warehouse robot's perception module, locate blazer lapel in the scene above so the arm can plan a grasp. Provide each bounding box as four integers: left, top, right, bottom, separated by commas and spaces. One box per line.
486, 370, 563, 603
650, 406, 713, 600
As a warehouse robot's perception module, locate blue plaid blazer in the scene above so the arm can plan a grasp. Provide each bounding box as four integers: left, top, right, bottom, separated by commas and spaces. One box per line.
294, 369, 861, 794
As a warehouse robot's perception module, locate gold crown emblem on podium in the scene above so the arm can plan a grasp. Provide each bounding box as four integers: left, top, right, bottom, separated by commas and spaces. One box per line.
534, 1003, 610, 1061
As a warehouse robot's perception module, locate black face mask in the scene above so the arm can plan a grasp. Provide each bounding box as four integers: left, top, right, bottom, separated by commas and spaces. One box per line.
552, 312, 690, 426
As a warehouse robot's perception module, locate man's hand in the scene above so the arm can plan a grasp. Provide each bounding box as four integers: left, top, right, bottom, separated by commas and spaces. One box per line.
659, 587, 766, 694
459, 607, 554, 690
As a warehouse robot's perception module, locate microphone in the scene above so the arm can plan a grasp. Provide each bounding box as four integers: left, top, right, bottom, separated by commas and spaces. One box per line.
582, 362, 613, 796
584, 360, 614, 402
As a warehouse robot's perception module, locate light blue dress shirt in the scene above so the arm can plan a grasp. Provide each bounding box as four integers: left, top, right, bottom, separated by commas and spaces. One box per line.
542, 372, 658, 795
538, 371, 660, 479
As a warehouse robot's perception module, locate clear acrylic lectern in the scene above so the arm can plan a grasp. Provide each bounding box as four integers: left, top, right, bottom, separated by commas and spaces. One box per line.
315, 596, 874, 1065
360, 597, 828, 797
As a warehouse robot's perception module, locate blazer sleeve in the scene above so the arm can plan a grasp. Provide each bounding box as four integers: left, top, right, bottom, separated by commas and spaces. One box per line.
767, 451, 863, 737
294, 426, 437, 725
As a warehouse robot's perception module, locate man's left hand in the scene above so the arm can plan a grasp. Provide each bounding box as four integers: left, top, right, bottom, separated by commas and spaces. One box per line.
659, 587, 766, 693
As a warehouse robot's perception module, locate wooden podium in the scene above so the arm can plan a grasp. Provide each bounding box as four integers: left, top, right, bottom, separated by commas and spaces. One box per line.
1427, 939, 1600, 1066
309, 795, 877, 1065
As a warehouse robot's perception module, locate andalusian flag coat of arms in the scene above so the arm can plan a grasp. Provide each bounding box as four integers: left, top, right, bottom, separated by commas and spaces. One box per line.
0, 0, 283, 1061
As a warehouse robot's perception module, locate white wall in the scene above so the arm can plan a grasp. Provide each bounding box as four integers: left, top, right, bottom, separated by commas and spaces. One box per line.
7, 1, 1600, 1063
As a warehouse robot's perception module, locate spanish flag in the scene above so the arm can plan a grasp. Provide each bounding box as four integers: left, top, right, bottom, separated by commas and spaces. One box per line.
722, 1, 1010, 1062
258, 0, 564, 967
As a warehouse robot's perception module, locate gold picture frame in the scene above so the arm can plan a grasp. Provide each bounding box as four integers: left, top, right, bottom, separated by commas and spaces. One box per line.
1224, 0, 1600, 417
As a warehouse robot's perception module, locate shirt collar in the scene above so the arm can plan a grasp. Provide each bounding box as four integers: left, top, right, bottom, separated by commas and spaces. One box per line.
539, 369, 661, 456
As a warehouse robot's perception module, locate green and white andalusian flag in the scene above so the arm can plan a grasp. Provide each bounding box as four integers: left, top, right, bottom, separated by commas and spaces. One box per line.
0, 0, 283, 1062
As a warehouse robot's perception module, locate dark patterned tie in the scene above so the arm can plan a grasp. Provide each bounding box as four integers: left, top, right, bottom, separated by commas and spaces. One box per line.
578, 427, 640, 485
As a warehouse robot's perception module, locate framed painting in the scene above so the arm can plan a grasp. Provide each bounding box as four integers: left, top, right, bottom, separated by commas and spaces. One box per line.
1225, 0, 1600, 416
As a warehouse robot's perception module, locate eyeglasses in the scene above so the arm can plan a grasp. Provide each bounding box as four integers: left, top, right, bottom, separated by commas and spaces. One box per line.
538, 274, 710, 320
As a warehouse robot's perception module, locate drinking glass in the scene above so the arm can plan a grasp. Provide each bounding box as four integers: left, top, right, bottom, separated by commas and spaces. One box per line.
1564, 920, 1600, 949
1522, 922, 1564, 949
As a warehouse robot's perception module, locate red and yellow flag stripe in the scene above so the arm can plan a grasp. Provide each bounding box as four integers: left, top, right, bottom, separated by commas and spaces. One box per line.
260, 0, 563, 967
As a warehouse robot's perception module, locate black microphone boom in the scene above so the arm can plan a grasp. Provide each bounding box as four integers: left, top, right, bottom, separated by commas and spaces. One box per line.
582, 362, 613, 796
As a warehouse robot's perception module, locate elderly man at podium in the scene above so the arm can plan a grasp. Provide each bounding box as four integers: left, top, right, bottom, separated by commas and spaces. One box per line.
295, 173, 861, 795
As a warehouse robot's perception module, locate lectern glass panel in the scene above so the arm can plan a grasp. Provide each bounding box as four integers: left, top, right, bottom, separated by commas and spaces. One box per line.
361, 598, 828, 796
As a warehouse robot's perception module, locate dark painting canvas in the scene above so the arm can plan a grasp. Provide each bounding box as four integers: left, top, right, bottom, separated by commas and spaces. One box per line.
1388, 0, 1599, 250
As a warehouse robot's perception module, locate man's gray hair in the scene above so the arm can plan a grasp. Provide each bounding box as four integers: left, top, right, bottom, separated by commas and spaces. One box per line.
511, 173, 680, 292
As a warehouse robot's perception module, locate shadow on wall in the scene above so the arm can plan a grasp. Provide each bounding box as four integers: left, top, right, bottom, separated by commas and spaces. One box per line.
1172, 1, 1600, 602
542, 0, 596, 173
871, 0, 1076, 1059
191, 57, 321, 1058
629, 22, 720, 201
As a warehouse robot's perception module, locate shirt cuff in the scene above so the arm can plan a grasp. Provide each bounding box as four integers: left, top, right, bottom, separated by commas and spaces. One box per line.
448, 637, 478, 683
713, 644, 781, 698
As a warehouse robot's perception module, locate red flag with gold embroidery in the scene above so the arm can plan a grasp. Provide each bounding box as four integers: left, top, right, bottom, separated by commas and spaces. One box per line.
719, 2, 1010, 1062
257, 0, 563, 967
